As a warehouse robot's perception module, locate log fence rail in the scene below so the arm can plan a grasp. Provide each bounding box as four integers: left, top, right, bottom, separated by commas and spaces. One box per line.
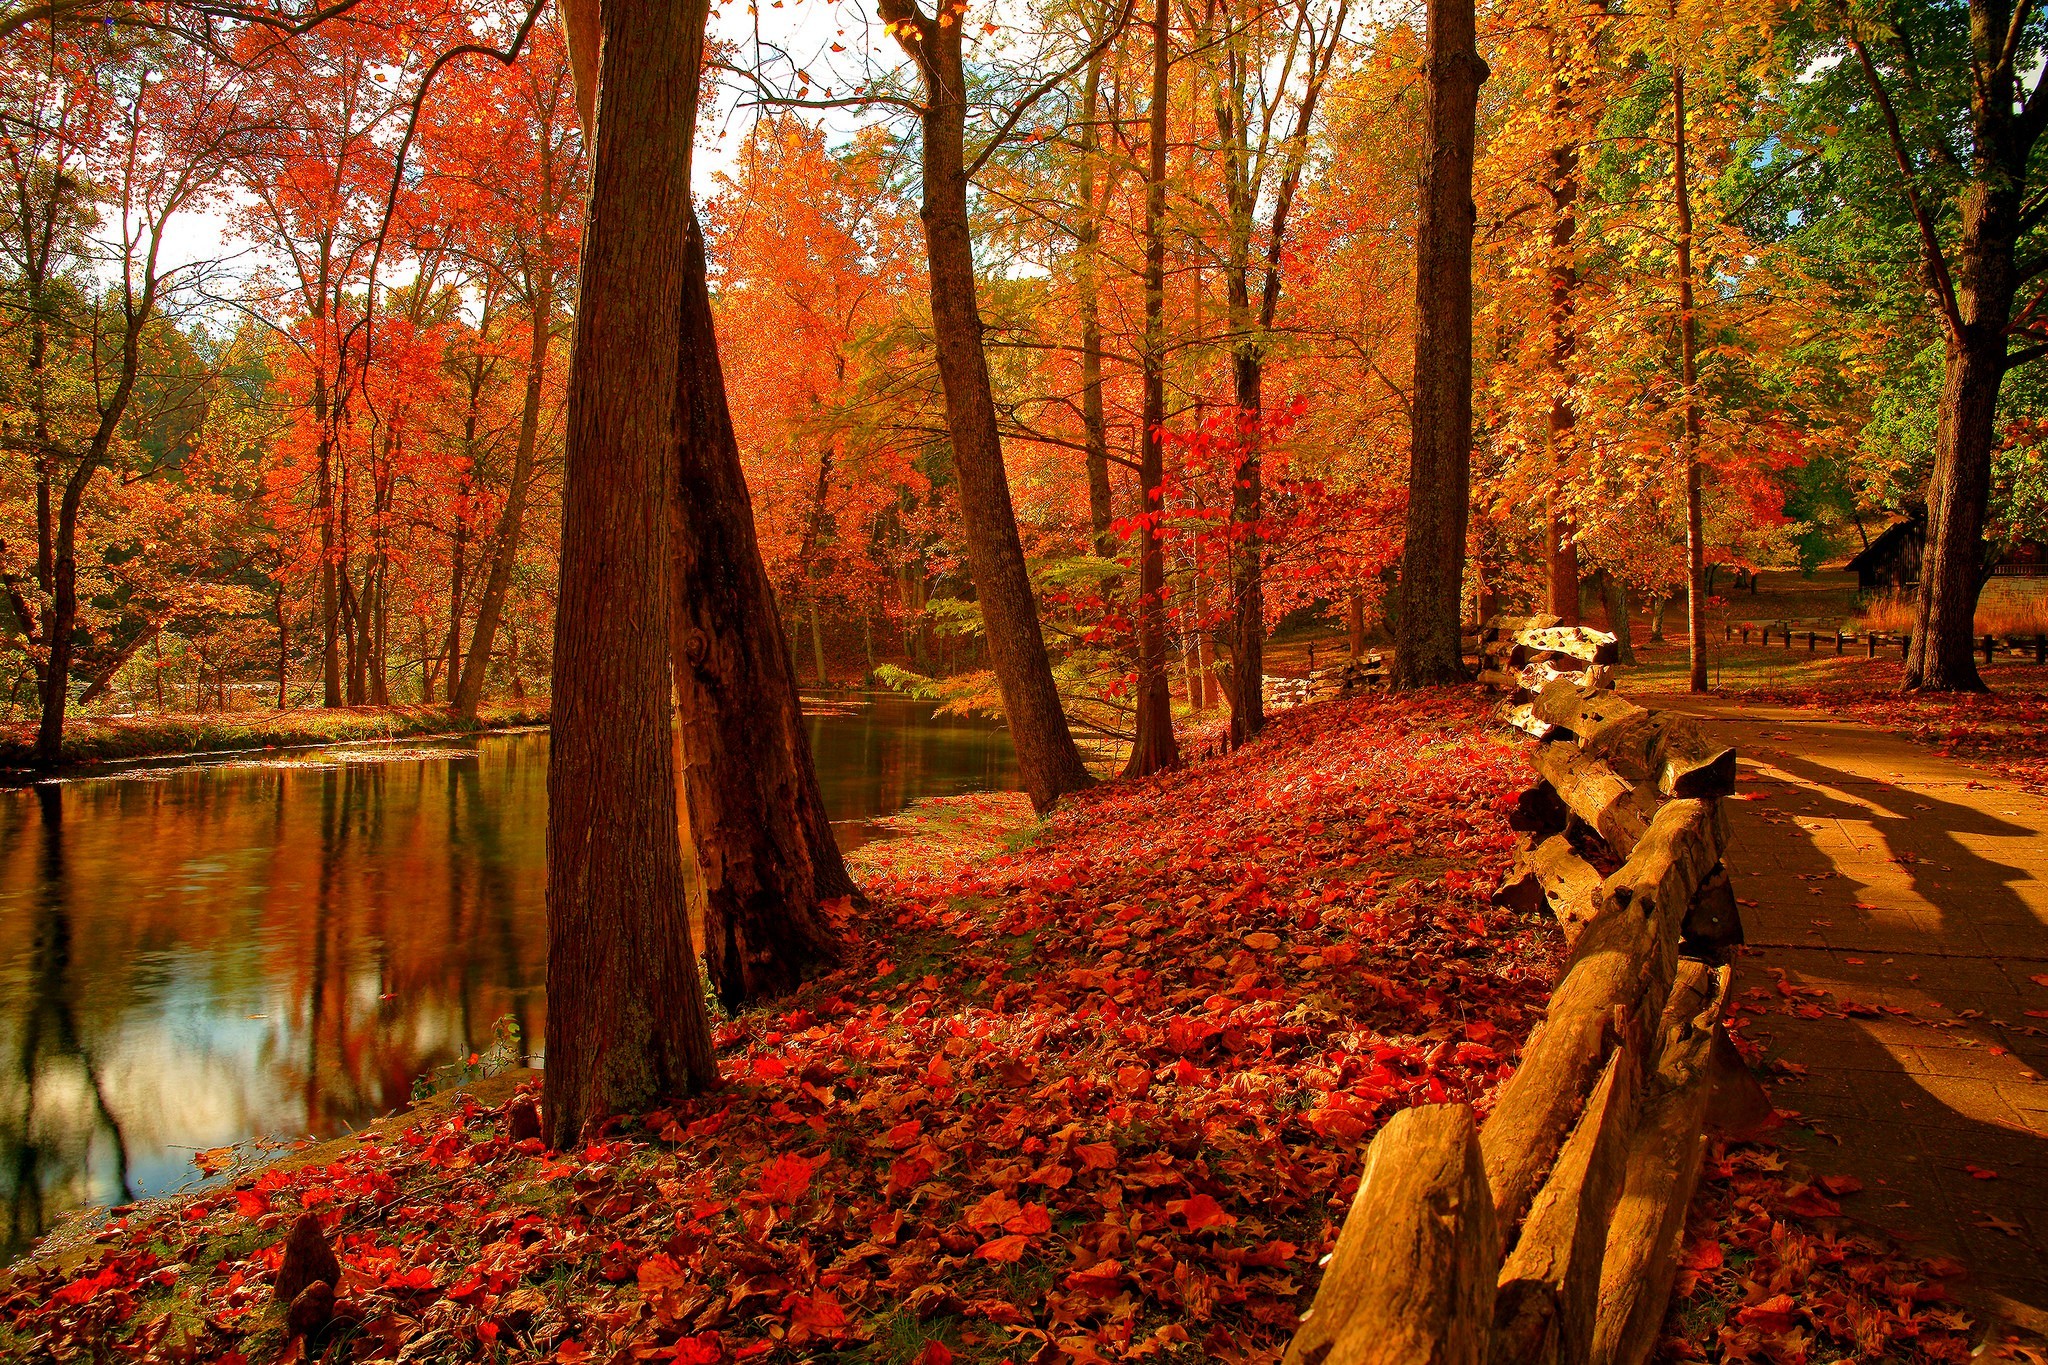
1284, 619, 1767, 1365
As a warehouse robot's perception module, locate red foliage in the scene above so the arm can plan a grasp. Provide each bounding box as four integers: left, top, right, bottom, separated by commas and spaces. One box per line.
0, 692, 1560, 1363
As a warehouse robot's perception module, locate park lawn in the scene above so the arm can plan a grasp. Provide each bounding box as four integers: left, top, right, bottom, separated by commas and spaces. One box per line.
0, 702, 551, 771
0, 689, 1983, 1364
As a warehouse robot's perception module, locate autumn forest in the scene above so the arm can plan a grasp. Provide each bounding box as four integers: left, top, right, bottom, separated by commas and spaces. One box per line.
5, 0, 2048, 1359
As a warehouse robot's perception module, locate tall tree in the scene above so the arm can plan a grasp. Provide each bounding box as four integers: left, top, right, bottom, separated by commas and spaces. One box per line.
2, 28, 246, 762
1389, 0, 1486, 686
443, 25, 583, 720
1837, 4, 2048, 691
876, 0, 1097, 813
542, 0, 718, 1145
1201, 0, 1345, 743
562, 0, 855, 1007
1124, 0, 1178, 778
1672, 62, 1707, 693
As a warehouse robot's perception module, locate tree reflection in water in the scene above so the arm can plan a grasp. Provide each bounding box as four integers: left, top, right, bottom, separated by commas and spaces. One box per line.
0, 697, 1012, 1260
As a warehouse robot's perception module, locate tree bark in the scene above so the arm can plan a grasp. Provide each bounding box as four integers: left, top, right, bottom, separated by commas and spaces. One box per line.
880, 0, 1095, 813
1600, 571, 1635, 664
671, 216, 853, 999
1125, 0, 1180, 780
1545, 43, 1582, 626
1077, 47, 1117, 560
1911, 329, 2002, 690
1390, 0, 1486, 688
1673, 68, 1708, 694
542, 0, 719, 1147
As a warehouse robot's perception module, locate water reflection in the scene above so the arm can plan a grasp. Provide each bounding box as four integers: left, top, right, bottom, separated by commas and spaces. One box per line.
0, 695, 1013, 1259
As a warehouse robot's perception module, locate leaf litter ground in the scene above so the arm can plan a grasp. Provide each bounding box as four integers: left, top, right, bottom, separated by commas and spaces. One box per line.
0, 690, 1988, 1363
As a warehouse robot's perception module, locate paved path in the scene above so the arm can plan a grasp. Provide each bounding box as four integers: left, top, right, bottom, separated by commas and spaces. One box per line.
1644, 694, 2048, 1341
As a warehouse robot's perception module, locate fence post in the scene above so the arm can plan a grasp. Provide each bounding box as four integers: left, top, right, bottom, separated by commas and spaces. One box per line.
1867, 634, 1877, 659
1984, 634, 1995, 665
1901, 634, 1910, 659
1834, 630, 1843, 654
2038, 633, 2046, 665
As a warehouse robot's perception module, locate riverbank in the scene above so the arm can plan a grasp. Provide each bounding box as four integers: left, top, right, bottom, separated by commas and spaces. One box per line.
0, 690, 1986, 1363
0, 701, 551, 773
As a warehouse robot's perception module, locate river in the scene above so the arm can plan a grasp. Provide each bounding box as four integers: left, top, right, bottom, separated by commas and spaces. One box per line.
0, 694, 1015, 1259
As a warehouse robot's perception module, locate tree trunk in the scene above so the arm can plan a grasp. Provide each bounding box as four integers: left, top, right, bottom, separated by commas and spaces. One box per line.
1674, 68, 1708, 695
1125, 0, 1180, 781
542, 0, 719, 1147
453, 274, 555, 719
1390, 0, 1486, 688
276, 578, 290, 709
671, 214, 848, 1002
1077, 48, 1116, 560
881, 0, 1094, 813
1601, 572, 1635, 664
1545, 50, 1582, 627
1910, 332, 2002, 690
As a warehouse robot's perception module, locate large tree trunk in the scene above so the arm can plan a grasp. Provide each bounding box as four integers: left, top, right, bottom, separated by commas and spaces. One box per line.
1390, 0, 1486, 687
1674, 68, 1708, 695
542, 0, 719, 1148
669, 213, 850, 1004
1125, 0, 1180, 780
452, 274, 554, 720
881, 0, 1095, 813
1910, 332, 2002, 690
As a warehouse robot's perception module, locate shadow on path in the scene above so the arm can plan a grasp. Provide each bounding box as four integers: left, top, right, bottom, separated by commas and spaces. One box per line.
1648, 698, 2048, 1340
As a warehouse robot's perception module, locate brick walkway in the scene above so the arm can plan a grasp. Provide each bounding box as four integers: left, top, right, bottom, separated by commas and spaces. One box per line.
1644, 695, 2048, 1341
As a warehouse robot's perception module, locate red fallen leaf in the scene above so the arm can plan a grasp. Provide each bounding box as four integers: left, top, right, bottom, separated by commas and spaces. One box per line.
882, 1119, 922, 1149
1063, 1259, 1125, 1297
1817, 1174, 1863, 1196
52, 1268, 121, 1307
916, 1344, 954, 1365
1966, 1165, 2000, 1180
975, 1233, 1029, 1262
786, 1291, 849, 1339
638, 1254, 690, 1295
1073, 1143, 1117, 1171
1308, 1107, 1369, 1143
383, 1266, 438, 1292
1679, 1239, 1723, 1272
1734, 1293, 1799, 1332
1005, 1202, 1052, 1235
234, 1188, 270, 1218
757, 1152, 818, 1205
599, 1240, 636, 1282
965, 1297, 1030, 1324
1168, 1193, 1236, 1230
447, 1274, 486, 1303
886, 1154, 933, 1196
670, 1335, 723, 1365
1781, 1184, 1841, 1218
964, 1191, 1020, 1231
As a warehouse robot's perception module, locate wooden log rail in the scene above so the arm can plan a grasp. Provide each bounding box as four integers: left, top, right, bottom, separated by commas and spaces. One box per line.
1284, 643, 1761, 1365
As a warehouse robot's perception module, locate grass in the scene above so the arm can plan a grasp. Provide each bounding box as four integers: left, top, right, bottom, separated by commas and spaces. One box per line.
1859, 579, 2048, 638
0, 700, 550, 771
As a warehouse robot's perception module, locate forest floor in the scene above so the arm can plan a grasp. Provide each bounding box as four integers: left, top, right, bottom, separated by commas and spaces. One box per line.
0, 688, 1994, 1364
0, 702, 551, 774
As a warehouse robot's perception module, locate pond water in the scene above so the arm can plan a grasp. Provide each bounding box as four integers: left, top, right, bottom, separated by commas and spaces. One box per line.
0, 694, 1015, 1260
